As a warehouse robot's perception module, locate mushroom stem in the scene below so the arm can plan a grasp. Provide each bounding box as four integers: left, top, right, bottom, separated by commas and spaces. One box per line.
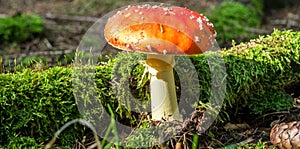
145, 54, 182, 121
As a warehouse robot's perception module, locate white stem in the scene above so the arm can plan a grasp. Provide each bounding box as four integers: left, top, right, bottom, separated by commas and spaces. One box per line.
145, 54, 182, 121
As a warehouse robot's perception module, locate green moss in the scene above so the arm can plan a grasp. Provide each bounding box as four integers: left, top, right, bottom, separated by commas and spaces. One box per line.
0, 67, 83, 147
219, 30, 300, 114
7, 137, 39, 149
249, 0, 264, 18
110, 30, 299, 119
0, 30, 299, 147
235, 140, 277, 149
0, 14, 44, 43
208, 1, 263, 45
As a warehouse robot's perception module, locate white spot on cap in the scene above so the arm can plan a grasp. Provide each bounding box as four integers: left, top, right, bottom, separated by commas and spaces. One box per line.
152, 5, 159, 9
194, 36, 200, 42
202, 16, 214, 27
146, 45, 152, 51
190, 15, 195, 20
203, 16, 209, 22
163, 50, 167, 55
124, 13, 131, 18
134, 9, 139, 13
209, 35, 215, 46
139, 11, 143, 15
213, 31, 217, 38
143, 4, 151, 9
164, 11, 175, 15
196, 17, 203, 30
127, 5, 131, 8
208, 22, 214, 27
162, 7, 175, 15
141, 16, 144, 20
163, 7, 169, 11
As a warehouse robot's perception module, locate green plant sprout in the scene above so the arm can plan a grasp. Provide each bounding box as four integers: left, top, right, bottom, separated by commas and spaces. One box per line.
45, 105, 121, 149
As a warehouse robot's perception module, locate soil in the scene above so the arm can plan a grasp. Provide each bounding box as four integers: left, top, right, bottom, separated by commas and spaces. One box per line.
0, 0, 299, 148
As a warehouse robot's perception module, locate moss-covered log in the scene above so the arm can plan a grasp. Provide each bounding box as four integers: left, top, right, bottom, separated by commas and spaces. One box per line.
0, 67, 82, 147
194, 30, 300, 115
0, 30, 299, 147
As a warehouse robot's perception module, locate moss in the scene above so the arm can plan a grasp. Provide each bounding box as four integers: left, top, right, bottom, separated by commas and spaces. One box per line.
0, 30, 299, 147
6, 137, 39, 149
235, 140, 277, 149
217, 30, 299, 114
249, 0, 264, 18
0, 67, 83, 147
111, 30, 299, 119
0, 14, 44, 44
220, 30, 300, 108
207, 1, 263, 45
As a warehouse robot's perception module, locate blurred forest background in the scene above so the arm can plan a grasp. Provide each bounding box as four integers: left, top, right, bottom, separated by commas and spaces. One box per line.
0, 0, 299, 67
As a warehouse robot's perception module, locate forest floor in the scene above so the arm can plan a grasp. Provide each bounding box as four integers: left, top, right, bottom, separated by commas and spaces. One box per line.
0, 0, 300, 148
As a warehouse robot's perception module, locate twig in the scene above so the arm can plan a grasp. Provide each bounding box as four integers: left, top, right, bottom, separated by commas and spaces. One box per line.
3, 49, 74, 60
245, 27, 272, 34
0, 12, 98, 23
254, 111, 290, 121
269, 19, 300, 28
43, 13, 98, 23
43, 38, 53, 49
184, 133, 187, 149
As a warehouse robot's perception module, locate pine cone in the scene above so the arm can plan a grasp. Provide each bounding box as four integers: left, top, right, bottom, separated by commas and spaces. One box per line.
270, 121, 300, 149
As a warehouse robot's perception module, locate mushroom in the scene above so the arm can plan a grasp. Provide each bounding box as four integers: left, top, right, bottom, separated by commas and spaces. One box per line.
104, 4, 216, 121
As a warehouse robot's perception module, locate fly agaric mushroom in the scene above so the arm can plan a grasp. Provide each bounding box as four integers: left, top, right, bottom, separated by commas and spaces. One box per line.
104, 4, 216, 121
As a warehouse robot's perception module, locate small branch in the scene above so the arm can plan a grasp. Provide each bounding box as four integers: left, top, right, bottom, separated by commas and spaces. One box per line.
3, 49, 74, 60
43, 38, 53, 49
0, 13, 98, 23
254, 111, 290, 121
269, 19, 300, 28
245, 27, 272, 35
43, 13, 98, 23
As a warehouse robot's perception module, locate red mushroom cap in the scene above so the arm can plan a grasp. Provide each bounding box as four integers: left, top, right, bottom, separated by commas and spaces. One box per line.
104, 4, 216, 55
